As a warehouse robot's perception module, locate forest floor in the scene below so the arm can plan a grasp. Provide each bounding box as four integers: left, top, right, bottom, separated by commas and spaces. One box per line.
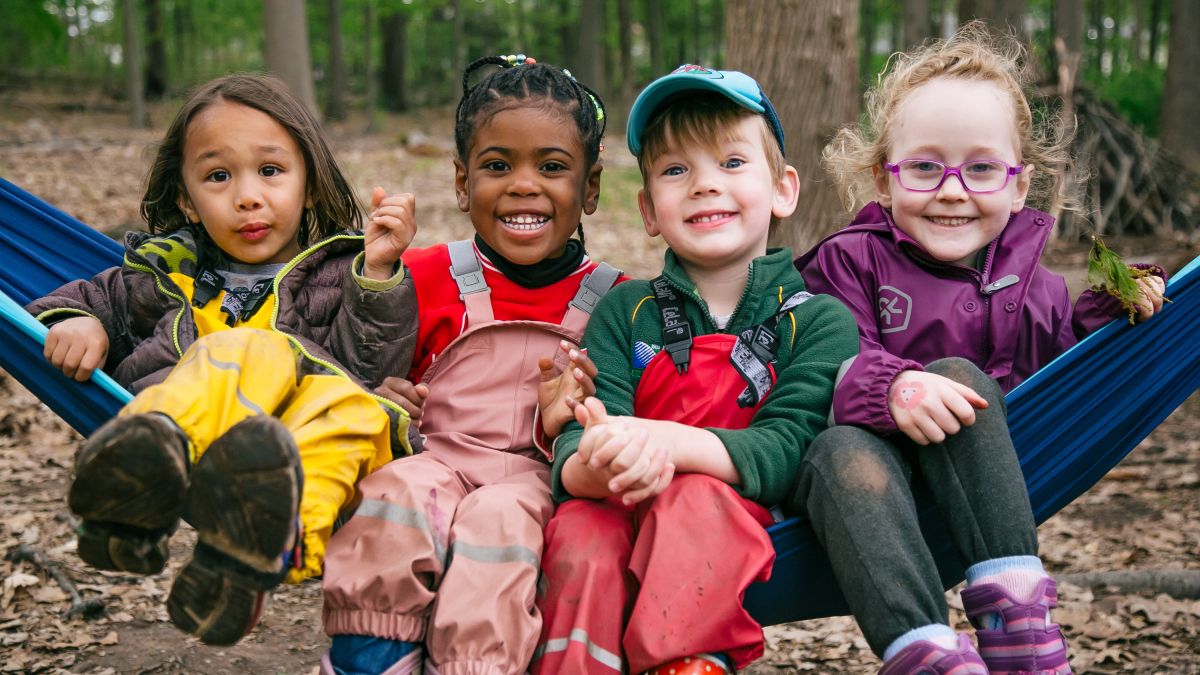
0, 88, 1198, 674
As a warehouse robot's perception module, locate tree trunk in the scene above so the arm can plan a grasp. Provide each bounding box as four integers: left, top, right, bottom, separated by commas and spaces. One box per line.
903, 0, 931, 49
380, 11, 408, 112
577, 0, 604, 96
615, 0, 634, 128
121, 0, 147, 128
142, 0, 166, 98
1160, 0, 1200, 174
860, 0, 874, 86
173, 0, 191, 87
452, 0, 466, 77
1148, 0, 1163, 63
726, 0, 860, 253
263, 0, 318, 116
326, 0, 347, 121
647, 0, 664, 75
363, 0, 377, 132
1132, 0, 1144, 64
1055, 0, 1084, 85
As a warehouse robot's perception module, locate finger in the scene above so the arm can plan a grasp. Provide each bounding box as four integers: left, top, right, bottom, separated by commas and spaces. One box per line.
413, 383, 429, 400
948, 381, 988, 410
588, 428, 630, 471
574, 401, 591, 428
943, 389, 978, 427
623, 446, 668, 501
582, 397, 609, 427
79, 345, 106, 381
899, 419, 930, 446
565, 395, 579, 411
62, 341, 88, 381
609, 437, 654, 493
537, 356, 558, 380
43, 331, 59, 361
927, 401, 962, 437
569, 348, 599, 378
371, 186, 386, 210
573, 368, 596, 397
652, 462, 676, 496
915, 414, 946, 445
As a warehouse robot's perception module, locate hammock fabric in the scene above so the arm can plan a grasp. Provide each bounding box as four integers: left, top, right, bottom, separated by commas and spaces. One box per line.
2, 177, 1198, 625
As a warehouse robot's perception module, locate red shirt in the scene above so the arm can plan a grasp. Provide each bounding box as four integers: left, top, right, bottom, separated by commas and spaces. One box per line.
401, 242, 622, 381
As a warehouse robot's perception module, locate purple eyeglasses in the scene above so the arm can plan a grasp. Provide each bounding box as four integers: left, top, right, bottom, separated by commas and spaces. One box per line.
883, 159, 1023, 193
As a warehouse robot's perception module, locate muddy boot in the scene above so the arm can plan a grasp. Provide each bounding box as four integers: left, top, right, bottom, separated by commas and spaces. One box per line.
167, 416, 302, 646
69, 413, 190, 575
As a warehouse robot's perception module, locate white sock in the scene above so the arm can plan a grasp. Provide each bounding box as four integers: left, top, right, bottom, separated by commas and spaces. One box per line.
966, 556, 1050, 629
883, 624, 960, 661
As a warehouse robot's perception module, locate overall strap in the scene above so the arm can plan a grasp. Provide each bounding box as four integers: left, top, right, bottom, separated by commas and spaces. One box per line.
561, 262, 621, 334
447, 239, 494, 324
650, 275, 693, 374
731, 290, 812, 407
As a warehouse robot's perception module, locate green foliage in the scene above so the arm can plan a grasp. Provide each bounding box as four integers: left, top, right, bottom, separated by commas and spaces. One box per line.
1095, 64, 1165, 137
1087, 236, 1153, 324
0, 2, 68, 69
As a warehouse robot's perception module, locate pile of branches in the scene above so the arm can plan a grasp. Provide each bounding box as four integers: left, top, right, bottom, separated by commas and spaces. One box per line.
1049, 88, 1200, 243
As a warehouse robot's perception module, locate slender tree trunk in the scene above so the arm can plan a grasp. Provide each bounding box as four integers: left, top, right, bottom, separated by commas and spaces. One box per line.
1091, 0, 1107, 77
1148, 0, 1163, 63
615, 0, 634, 128
1055, 0, 1084, 85
647, 0, 664, 75
860, 0, 874, 86
173, 0, 190, 87
726, 0, 860, 253
143, 0, 166, 98
1132, 0, 1144, 64
263, 0, 318, 116
577, 0, 603, 96
452, 0, 466, 77
903, 0, 931, 49
380, 11, 408, 112
1161, 0, 1200, 174
364, 0, 378, 132
121, 0, 147, 128
326, 0, 347, 120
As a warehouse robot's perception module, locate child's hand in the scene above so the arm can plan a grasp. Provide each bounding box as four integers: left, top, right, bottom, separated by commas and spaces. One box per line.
537, 341, 598, 438
363, 186, 417, 281
573, 397, 675, 505
44, 316, 109, 382
888, 370, 988, 446
1133, 274, 1166, 322
374, 376, 429, 422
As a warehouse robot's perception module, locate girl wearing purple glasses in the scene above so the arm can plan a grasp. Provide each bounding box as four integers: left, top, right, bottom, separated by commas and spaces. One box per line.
790, 23, 1165, 675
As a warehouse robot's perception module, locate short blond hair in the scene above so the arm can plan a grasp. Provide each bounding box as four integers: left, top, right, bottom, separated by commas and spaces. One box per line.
824, 22, 1072, 212
637, 92, 787, 185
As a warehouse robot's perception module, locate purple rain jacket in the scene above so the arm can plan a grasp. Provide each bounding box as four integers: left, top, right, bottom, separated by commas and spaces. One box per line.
795, 202, 1138, 434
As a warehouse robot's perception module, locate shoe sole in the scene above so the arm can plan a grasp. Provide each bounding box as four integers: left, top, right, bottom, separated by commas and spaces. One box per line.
168, 416, 301, 646
70, 414, 189, 573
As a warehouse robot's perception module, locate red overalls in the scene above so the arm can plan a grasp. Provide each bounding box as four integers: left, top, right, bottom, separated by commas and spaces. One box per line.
322, 241, 618, 675
531, 334, 778, 674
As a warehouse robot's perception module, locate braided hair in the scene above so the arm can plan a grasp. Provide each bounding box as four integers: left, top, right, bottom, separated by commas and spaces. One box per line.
454, 54, 606, 170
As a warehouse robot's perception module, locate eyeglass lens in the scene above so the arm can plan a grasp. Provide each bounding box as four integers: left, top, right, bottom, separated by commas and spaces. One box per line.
896, 160, 1010, 192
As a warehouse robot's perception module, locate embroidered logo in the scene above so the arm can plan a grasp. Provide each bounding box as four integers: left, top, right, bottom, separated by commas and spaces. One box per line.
877, 285, 912, 334
671, 64, 721, 78
633, 341, 661, 368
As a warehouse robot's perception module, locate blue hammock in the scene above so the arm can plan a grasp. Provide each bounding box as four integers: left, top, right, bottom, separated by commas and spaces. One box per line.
1, 177, 1198, 625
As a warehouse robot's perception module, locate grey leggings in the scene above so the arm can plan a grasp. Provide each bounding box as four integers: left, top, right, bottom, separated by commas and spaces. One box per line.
791, 357, 1038, 656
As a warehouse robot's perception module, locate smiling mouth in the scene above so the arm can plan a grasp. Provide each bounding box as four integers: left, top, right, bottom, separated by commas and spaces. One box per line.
927, 216, 974, 226
687, 212, 736, 226
500, 214, 550, 231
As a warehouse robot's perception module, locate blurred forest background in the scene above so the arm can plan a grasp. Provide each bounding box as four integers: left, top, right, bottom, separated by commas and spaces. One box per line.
2, 0, 1200, 253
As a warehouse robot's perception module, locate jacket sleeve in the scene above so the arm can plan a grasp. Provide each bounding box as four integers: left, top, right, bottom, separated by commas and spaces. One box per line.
24, 266, 136, 370
549, 286, 639, 504
708, 295, 860, 505
799, 240, 923, 434
326, 253, 420, 389
1071, 263, 1167, 339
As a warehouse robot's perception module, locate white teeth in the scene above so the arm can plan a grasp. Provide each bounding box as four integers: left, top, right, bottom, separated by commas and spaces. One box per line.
929, 216, 971, 226
501, 214, 549, 230
689, 213, 732, 224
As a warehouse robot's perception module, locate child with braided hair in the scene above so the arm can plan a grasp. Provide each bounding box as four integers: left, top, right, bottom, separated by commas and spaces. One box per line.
320, 55, 624, 675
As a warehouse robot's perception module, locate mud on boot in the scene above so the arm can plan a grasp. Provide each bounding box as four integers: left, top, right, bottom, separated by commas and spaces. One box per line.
69, 413, 190, 574
167, 415, 303, 646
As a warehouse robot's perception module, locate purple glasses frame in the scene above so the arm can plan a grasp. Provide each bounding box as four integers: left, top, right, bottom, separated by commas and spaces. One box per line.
883, 159, 1023, 194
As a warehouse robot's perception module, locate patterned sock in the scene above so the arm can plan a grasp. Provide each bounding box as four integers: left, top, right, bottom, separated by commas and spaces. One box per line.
966, 555, 1050, 630
883, 624, 960, 662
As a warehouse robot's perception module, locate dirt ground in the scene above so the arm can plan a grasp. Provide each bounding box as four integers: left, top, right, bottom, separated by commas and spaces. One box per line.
1, 90, 1198, 674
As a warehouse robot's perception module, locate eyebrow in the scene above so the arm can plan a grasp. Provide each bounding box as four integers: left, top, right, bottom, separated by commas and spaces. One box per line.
475, 146, 577, 159
195, 144, 290, 162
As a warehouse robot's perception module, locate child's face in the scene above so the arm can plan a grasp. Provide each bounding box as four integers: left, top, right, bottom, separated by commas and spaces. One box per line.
638, 115, 798, 273
875, 78, 1031, 266
177, 100, 309, 265
455, 106, 601, 265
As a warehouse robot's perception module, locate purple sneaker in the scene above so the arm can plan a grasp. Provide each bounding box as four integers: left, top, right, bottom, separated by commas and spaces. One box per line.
878, 634, 987, 675
961, 577, 1072, 675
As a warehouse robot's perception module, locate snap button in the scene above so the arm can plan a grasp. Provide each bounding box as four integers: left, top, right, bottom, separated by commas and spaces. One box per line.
1005, 301, 1018, 312
964, 301, 977, 312
1034, 216, 1047, 226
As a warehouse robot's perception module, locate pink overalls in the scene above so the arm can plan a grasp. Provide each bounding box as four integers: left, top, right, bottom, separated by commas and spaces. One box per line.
322, 241, 618, 675
532, 335, 778, 674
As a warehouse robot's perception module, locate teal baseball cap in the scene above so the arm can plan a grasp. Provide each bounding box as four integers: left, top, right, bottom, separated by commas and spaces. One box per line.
626, 64, 787, 157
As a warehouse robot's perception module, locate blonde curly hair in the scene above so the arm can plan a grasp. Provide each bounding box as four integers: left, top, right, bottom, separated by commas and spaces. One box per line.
824, 22, 1072, 213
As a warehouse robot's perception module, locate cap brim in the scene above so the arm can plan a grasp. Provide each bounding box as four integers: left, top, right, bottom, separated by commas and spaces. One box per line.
627, 72, 766, 156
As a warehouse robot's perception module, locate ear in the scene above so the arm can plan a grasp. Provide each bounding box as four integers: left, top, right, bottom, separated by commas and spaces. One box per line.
177, 190, 198, 224
638, 189, 660, 238
583, 162, 603, 215
771, 164, 801, 220
453, 159, 470, 213
1011, 164, 1033, 214
872, 164, 893, 209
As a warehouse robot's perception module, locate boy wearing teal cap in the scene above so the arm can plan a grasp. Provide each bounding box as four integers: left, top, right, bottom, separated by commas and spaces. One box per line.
529, 66, 858, 675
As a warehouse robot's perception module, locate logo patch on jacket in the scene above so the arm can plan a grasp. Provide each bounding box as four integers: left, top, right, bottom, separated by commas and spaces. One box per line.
633, 341, 661, 368
877, 285, 913, 334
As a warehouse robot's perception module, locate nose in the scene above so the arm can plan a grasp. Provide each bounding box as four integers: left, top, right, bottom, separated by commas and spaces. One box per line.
234, 178, 264, 211
507, 165, 543, 197
935, 171, 969, 201
689, 165, 722, 197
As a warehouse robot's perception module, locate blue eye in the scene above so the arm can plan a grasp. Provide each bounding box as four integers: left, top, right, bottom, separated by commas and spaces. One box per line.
723, 158, 745, 169
663, 166, 685, 177
909, 161, 941, 173
965, 162, 999, 174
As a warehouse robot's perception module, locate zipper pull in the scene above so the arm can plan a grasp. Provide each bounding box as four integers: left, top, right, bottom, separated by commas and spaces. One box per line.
982, 274, 1019, 295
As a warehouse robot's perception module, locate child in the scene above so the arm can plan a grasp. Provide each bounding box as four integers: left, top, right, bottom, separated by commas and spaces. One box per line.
792, 26, 1166, 674
530, 66, 860, 675
320, 55, 621, 675
27, 74, 419, 646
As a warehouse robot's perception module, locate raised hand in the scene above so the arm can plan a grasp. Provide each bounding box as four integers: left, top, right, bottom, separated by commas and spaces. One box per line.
374, 376, 429, 422
888, 370, 988, 445
537, 340, 598, 438
44, 316, 109, 382
1133, 274, 1166, 322
363, 186, 417, 280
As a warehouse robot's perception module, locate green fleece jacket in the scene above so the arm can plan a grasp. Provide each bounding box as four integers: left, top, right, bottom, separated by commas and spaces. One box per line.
551, 247, 859, 506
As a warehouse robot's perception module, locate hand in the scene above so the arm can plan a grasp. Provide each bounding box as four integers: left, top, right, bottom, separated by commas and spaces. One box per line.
537, 341, 598, 438
888, 370, 988, 445
573, 397, 675, 505
374, 376, 429, 422
363, 186, 417, 280
44, 316, 109, 382
1133, 274, 1166, 322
